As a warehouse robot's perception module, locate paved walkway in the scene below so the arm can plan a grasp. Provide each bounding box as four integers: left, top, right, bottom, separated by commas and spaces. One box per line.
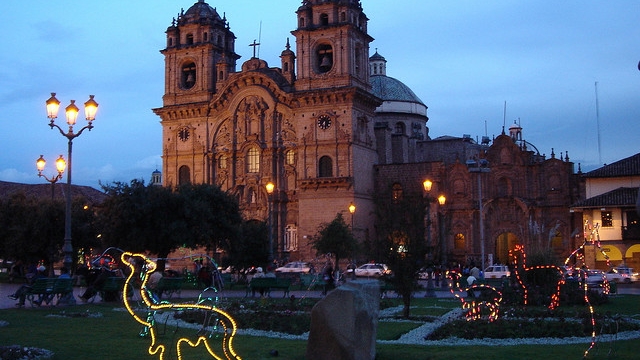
0, 280, 458, 309
2, 280, 637, 310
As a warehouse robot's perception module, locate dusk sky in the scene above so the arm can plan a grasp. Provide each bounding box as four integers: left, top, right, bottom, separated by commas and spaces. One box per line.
1, 1, 638, 189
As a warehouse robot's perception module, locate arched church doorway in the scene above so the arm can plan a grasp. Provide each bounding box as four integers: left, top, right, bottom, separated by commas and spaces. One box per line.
495, 232, 519, 265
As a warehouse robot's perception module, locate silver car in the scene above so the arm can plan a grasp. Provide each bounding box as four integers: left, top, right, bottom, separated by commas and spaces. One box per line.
353, 263, 391, 278
275, 262, 311, 274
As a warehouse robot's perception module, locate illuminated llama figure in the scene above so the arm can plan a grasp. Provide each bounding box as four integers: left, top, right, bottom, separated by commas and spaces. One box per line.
447, 272, 503, 322
509, 244, 565, 310
121, 252, 242, 360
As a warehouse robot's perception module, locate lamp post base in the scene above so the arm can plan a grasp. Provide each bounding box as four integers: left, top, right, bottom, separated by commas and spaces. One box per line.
424, 272, 437, 298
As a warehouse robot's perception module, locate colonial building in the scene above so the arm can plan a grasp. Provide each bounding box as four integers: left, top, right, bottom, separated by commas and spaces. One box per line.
154, 0, 581, 268
375, 121, 582, 269
570, 153, 640, 270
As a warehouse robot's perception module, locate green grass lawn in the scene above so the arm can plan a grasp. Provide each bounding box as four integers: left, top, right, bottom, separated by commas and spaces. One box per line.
1, 296, 639, 359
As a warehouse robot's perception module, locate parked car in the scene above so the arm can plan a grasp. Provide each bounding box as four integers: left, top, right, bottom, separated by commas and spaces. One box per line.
606, 267, 638, 283
350, 263, 391, 278
275, 261, 311, 274
483, 265, 510, 279
585, 269, 606, 285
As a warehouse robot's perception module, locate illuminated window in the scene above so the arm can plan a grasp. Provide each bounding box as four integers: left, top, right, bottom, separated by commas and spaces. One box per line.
454, 233, 465, 249
247, 148, 260, 173
392, 183, 403, 201
318, 156, 332, 177
286, 150, 295, 165
601, 211, 613, 227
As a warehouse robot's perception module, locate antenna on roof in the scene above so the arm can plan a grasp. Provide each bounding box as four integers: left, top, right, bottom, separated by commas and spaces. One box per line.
595, 81, 602, 165
257, 20, 262, 58
503, 101, 507, 128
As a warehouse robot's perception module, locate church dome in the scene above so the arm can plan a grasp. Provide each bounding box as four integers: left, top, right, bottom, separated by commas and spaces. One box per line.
370, 75, 425, 105
369, 51, 427, 116
180, 0, 222, 25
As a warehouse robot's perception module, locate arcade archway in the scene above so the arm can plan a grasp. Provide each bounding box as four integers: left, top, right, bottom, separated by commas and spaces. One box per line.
495, 232, 519, 265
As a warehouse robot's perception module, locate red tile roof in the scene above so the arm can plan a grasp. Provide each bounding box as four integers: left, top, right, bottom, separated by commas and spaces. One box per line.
570, 187, 638, 209
583, 153, 640, 178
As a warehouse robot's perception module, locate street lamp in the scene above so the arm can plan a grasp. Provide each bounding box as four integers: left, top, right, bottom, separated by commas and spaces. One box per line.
36, 154, 66, 200
348, 202, 357, 278
265, 182, 275, 264
46, 92, 99, 273
348, 202, 356, 229
437, 195, 447, 271
423, 179, 446, 297
467, 158, 490, 274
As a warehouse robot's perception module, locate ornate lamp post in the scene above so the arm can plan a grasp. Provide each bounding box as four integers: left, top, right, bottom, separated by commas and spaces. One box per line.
45, 92, 99, 273
467, 159, 490, 273
348, 202, 357, 279
36, 154, 66, 200
348, 202, 356, 230
436, 194, 447, 281
423, 180, 445, 297
265, 182, 275, 264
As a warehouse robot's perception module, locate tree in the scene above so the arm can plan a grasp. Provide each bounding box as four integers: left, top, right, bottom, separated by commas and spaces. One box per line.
0, 192, 100, 272
222, 220, 269, 270
310, 213, 357, 274
97, 180, 242, 269
370, 191, 427, 318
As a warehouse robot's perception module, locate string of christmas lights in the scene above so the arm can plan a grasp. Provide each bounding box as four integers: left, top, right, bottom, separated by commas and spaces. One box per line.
121, 252, 242, 360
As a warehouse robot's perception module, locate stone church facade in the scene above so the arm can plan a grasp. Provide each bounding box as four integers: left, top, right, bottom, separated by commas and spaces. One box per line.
153, 0, 581, 267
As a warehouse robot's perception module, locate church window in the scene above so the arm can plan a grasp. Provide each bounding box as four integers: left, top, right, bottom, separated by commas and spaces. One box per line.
186, 33, 194, 45
283, 62, 289, 72
178, 165, 190, 185
395, 122, 405, 134
601, 210, 613, 227
218, 155, 227, 169
181, 61, 196, 89
217, 35, 222, 47
247, 147, 260, 173
168, 38, 173, 47
318, 156, 333, 177
286, 150, 295, 165
203, 32, 208, 42
320, 13, 329, 26
392, 183, 403, 202
340, 12, 346, 22
454, 233, 465, 249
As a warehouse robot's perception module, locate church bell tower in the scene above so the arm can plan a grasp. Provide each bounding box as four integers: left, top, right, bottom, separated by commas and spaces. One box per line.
292, 0, 374, 91
154, 0, 240, 186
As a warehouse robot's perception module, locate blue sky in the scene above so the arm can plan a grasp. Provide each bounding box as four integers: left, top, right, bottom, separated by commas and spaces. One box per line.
0, 0, 638, 189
